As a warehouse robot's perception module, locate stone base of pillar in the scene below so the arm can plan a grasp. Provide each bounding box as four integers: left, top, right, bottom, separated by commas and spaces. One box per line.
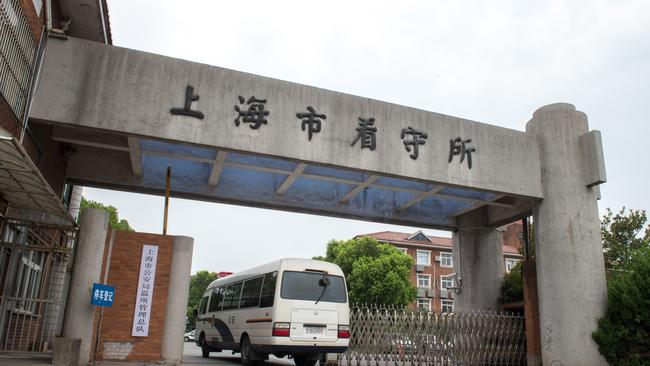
161, 236, 194, 364
52, 337, 81, 366
62, 208, 109, 366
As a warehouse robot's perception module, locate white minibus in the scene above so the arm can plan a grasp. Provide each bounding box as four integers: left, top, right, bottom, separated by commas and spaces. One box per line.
194, 258, 350, 366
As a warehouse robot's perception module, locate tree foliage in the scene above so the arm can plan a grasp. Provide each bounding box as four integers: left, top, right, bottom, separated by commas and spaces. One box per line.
601, 207, 650, 273
501, 261, 524, 303
320, 236, 417, 307
80, 197, 134, 231
186, 270, 218, 320
592, 247, 650, 365
502, 208, 650, 304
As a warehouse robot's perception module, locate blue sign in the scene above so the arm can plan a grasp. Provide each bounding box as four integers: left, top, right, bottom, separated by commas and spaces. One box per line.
91, 283, 115, 307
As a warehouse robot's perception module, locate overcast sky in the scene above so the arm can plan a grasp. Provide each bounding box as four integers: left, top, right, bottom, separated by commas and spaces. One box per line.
88, 0, 650, 273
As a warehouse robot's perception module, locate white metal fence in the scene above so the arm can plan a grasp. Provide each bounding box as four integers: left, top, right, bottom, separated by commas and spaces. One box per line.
340, 305, 526, 366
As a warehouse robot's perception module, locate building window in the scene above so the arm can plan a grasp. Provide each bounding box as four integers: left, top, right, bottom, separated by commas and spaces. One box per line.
417, 274, 431, 288
441, 299, 454, 313
505, 258, 519, 273
396, 247, 408, 255
416, 250, 430, 265
440, 275, 454, 289
440, 252, 453, 267
417, 298, 431, 311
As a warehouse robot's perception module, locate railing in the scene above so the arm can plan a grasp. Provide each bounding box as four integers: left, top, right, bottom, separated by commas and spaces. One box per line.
340, 305, 526, 366
0, 218, 76, 352
0, 0, 38, 121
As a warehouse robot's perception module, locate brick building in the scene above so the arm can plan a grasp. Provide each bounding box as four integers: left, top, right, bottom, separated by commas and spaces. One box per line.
0, 0, 117, 361
356, 223, 524, 313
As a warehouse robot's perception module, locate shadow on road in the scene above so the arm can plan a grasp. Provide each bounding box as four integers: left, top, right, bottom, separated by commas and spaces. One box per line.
183, 342, 293, 365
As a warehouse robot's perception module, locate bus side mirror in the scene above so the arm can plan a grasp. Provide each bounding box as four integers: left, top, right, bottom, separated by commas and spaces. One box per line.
192, 308, 198, 318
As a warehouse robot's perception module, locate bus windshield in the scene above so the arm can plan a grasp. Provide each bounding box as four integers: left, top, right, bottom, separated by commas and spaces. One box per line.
280, 271, 347, 303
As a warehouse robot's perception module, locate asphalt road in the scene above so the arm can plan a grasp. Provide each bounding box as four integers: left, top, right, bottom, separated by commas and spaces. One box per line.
182, 341, 294, 365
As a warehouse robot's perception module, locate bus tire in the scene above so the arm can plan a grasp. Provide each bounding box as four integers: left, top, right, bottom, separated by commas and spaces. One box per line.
201, 336, 210, 358
240, 335, 261, 366
294, 355, 317, 366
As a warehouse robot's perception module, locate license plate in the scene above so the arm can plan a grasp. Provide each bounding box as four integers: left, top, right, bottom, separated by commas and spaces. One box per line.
305, 326, 324, 334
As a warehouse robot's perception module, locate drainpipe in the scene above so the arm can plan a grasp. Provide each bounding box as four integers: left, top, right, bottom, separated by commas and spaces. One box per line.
97, 0, 109, 44
45, 0, 52, 32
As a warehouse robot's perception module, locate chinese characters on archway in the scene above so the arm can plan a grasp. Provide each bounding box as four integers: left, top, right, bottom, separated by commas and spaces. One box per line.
170, 85, 477, 168
132, 245, 158, 337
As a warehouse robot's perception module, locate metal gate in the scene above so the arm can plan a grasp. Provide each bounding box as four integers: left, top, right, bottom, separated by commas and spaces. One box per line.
0, 217, 76, 352
340, 305, 526, 366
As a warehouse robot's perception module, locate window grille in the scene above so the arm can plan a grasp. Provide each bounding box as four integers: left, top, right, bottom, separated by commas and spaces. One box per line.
0, 0, 38, 122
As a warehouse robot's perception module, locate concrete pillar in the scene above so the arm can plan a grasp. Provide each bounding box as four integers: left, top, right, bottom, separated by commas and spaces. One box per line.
62, 208, 109, 365
452, 212, 504, 311
161, 235, 194, 364
526, 103, 607, 366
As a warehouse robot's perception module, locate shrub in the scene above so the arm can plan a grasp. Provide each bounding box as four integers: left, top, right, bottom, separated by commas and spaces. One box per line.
592, 247, 650, 365
501, 261, 524, 303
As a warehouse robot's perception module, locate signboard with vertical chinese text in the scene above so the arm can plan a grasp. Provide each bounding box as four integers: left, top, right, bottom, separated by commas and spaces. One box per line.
132, 244, 158, 337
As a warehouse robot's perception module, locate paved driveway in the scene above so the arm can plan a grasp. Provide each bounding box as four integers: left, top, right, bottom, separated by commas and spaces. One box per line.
183, 341, 294, 365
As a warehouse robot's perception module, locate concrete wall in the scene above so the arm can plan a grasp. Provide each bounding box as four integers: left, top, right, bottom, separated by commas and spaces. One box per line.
526, 103, 607, 366
62, 208, 109, 365
452, 228, 504, 311
32, 37, 543, 199
161, 236, 194, 364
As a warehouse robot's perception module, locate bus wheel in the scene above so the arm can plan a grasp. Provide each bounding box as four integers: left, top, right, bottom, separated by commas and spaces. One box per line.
240, 335, 260, 366
294, 355, 317, 366
201, 337, 210, 358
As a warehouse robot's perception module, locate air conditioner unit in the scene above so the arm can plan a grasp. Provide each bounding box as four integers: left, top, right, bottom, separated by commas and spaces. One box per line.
415, 265, 425, 273
417, 288, 427, 297
434, 256, 441, 262
440, 289, 451, 299
426, 289, 435, 298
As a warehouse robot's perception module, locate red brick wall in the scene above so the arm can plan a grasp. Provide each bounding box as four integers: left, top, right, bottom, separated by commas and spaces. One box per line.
0, 96, 21, 138
93, 231, 174, 362
503, 222, 524, 249
18, 0, 44, 42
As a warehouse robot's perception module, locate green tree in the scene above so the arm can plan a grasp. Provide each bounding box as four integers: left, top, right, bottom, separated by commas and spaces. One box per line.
186, 270, 218, 320
592, 247, 650, 365
601, 207, 650, 273
79, 197, 134, 231
502, 208, 650, 303
320, 236, 417, 307
501, 261, 523, 303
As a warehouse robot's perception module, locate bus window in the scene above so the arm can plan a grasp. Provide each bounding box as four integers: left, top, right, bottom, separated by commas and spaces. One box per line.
199, 295, 209, 314
260, 271, 277, 308
280, 271, 347, 303
223, 282, 243, 310
240, 277, 263, 308
208, 287, 224, 312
